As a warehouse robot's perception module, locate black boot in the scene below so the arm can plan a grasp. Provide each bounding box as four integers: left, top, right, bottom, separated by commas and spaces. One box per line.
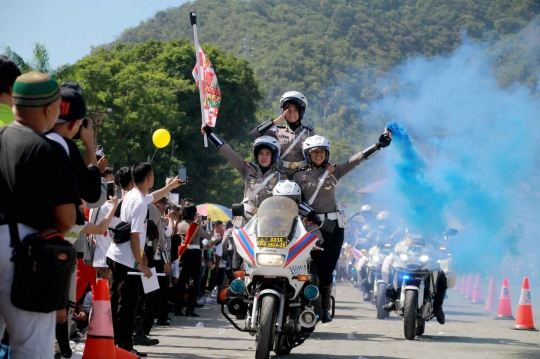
320, 285, 333, 323
433, 271, 448, 325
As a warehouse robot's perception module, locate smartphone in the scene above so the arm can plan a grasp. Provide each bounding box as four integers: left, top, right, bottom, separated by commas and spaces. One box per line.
106, 182, 115, 198
115, 188, 122, 199
178, 166, 187, 182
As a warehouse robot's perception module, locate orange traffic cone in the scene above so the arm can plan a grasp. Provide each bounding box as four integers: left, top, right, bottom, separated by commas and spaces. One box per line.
460, 274, 467, 295
511, 277, 538, 331
115, 346, 142, 358
484, 276, 498, 311
494, 278, 514, 320
471, 274, 484, 304
83, 279, 115, 358
454, 275, 460, 291
464, 273, 474, 299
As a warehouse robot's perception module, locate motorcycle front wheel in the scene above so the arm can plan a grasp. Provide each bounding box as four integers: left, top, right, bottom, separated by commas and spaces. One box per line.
256, 295, 278, 359
376, 282, 388, 319
403, 290, 418, 340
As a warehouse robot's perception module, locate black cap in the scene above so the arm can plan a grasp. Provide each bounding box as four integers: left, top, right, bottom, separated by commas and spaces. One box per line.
56, 86, 86, 123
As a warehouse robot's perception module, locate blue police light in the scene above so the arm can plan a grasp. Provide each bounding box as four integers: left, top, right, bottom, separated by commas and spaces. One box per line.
303, 285, 319, 300
403, 275, 410, 279
230, 279, 246, 294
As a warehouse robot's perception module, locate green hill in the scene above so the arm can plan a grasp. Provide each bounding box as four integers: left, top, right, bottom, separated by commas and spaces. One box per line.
108, 0, 540, 202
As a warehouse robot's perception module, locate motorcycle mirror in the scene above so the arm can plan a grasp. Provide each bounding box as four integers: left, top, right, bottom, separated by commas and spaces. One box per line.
445, 229, 458, 237
231, 203, 245, 218
318, 218, 336, 233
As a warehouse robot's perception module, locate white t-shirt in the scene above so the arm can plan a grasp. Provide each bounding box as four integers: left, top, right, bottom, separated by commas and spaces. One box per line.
46, 131, 69, 155
170, 259, 180, 287
91, 201, 120, 268
213, 233, 223, 257
106, 189, 154, 268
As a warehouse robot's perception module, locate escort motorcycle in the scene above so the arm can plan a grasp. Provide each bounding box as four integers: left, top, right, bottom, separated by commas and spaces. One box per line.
220, 196, 335, 359
387, 229, 457, 340
363, 241, 392, 319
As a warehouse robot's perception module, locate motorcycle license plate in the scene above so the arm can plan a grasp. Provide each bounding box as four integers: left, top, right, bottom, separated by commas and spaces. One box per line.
257, 236, 287, 248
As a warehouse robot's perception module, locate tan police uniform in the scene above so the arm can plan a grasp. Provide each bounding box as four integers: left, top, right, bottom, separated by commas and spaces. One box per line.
218, 143, 284, 228
292, 151, 366, 311
251, 121, 315, 178
293, 151, 365, 217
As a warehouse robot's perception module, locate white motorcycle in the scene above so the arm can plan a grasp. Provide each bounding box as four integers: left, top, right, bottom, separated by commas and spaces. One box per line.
364, 242, 392, 319
387, 230, 457, 340
221, 196, 334, 358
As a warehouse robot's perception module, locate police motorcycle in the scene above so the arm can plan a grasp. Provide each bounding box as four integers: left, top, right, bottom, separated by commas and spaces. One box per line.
385, 229, 458, 340
220, 181, 335, 359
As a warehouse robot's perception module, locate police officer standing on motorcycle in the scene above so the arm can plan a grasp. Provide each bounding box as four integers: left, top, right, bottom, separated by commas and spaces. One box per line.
293, 131, 392, 322
202, 126, 284, 270
251, 91, 315, 178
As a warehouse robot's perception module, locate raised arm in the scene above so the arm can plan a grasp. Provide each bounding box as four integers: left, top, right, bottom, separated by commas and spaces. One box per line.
250, 110, 289, 138
334, 131, 392, 180
203, 126, 250, 179
82, 195, 119, 234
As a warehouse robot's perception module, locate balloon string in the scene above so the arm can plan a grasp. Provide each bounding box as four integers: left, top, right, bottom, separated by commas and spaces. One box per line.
149, 148, 158, 164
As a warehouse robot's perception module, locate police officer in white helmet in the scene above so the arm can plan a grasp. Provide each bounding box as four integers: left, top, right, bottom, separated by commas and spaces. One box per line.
250, 91, 318, 178
202, 126, 285, 270
293, 130, 392, 322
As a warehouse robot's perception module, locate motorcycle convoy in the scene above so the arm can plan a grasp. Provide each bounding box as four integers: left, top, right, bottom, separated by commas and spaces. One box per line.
217, 194, 458, 358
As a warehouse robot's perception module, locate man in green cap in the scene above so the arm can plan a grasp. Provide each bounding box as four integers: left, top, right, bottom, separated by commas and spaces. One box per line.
0, 55, 21, 126
0, 71, 80, 358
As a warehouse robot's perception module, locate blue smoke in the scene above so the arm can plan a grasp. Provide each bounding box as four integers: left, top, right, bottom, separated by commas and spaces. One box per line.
369, 30, 540, 272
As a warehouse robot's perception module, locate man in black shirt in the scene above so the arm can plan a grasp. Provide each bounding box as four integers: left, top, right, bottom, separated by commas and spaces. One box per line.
0, 72, 80, 359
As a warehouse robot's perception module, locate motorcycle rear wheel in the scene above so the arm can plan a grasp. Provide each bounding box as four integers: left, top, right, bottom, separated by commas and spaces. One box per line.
256, 295, 278, 359
403, 290, 418, 340
376, 282, 388, 319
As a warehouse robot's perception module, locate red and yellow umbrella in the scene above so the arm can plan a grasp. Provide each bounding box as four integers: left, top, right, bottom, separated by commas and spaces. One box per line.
196, 203, 232, 222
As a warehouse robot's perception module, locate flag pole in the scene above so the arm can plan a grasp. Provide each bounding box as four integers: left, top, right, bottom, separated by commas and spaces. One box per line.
190, 11, 208, 147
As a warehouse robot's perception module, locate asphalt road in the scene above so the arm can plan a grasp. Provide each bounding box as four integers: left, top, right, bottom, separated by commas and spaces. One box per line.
140, 279, 540, 359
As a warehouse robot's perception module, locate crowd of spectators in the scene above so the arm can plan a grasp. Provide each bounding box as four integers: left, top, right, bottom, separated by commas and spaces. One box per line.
0, 59, 233, 359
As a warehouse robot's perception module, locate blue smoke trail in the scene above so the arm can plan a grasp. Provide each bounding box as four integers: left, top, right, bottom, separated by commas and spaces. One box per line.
368, 29, 540, 273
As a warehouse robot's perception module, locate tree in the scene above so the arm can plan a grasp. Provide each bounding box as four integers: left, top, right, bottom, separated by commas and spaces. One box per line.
69, 39, 262, 206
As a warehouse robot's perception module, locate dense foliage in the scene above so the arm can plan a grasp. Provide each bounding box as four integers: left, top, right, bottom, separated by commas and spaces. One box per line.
73, 39, 261, 205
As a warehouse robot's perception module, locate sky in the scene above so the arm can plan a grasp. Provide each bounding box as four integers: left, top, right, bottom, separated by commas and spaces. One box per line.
0, 0, 188, 68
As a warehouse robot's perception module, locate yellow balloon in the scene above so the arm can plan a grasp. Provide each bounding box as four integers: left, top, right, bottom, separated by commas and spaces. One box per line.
152, 129, 171, 148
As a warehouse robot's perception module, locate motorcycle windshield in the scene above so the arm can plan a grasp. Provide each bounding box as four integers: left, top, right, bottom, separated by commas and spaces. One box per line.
256, 196, 298, 238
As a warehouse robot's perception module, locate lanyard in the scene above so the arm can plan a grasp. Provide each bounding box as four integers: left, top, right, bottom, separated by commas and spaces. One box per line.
242, 171, 278, 204
308, 169, 329, 206
280, 128, 306, 159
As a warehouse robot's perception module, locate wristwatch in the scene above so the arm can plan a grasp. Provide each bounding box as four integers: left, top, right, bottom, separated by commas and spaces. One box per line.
134, 261, 140, 269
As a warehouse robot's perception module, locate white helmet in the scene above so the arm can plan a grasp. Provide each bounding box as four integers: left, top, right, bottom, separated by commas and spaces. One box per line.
253, 136, 281, 167
302, 135, 330, 165
280, 91, 308, 119
272, 180, 301, 203
361, 205, 371, 213
377, 211, 389, 221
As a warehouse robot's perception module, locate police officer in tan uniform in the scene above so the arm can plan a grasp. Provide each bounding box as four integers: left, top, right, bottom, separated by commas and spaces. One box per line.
202, 126, 285, 270
293, 131, 392, 322
251, 91, 315, 178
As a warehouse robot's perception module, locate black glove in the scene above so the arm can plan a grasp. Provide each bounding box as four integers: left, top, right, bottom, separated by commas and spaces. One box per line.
376, 132, 392, 149
203, 126, 213, 135
307, 211, 322, 226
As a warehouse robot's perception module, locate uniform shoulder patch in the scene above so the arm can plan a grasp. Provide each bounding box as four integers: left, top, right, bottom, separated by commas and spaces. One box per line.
276, 124, 286, 128
244, 161, 251, 168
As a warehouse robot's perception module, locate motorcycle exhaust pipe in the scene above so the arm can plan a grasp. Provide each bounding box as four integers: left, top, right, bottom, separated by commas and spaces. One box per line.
299, 307, 317, 328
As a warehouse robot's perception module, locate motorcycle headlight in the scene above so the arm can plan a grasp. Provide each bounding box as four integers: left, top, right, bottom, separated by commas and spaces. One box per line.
256, 254, 285, 267
420, 255, 429, 262
372, 255, 380, 263
399, 253, 408, 261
